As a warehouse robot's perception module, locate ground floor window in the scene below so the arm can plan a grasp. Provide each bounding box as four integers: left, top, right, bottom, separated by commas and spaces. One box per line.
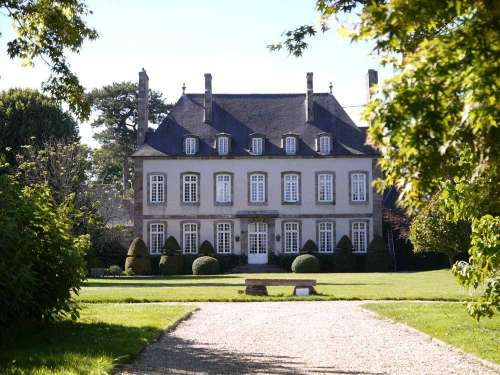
318, 222, 334, 253
352, 221, 368, 253
248, 222, 268, 254
283, 222, 299, 253
183, 222, 198, 254
216, 222, 232, 254
150, 223, 165, 254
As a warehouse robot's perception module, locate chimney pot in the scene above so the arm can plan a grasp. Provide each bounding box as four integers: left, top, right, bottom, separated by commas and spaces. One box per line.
306, 72, 314, 123
137, 69, 149, 146
367, 69, 378, 102
204, 73, 213, 123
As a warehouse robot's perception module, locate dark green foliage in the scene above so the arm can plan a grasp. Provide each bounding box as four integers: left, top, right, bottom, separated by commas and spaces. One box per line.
199, 240, 215, 256
124, 238, 151, 275
213, 254, 246, 273
316, 254, 335, 272
334, 235, 356, 272
159, 255, 184, 276
86, 226, 130, 270
291, 254, 320, 273
413, 251, 452, 271
192, 256, 220, 275
366, 236, 393, 272
269, 253, 296, 271
0, 175, 89, 331
106, 265, 121, 277
163, 236, 181, 256
300, 239, 318, 254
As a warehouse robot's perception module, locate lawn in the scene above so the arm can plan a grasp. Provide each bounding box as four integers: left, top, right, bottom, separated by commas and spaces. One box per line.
78, 270, 470, 303
364, 302, 500, 364
0, 304, 194, 375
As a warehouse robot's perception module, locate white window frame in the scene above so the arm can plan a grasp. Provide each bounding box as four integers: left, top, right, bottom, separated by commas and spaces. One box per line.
249, 173, 266, 203
352, 221, 368, 253
319, 136, 331, 154
283, 222, 300, 254
283, 173, 299, 203
251, 137, 263, 155
149, 223, 165, 255
351, 173, 367, 202
284, 136, 297, 155
149, 174, 165, 203
215, 174, 232, 203
318, 222, 334, 253
216, 222, 232, 254
318, 173, 334, 203
182, 174, 199, 203
217, 136, 229, 155
185, 137, 197, 155
248, 222, 268, 254
183, 222, 198, 254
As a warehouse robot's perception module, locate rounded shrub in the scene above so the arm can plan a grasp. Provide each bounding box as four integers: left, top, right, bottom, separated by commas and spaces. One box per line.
159, 255, 184, 275
192, 256, 220, 275
124, 237, 151, 275
291, 254, 320, 273
366, 236, 393, 272
106, 265, 122, 276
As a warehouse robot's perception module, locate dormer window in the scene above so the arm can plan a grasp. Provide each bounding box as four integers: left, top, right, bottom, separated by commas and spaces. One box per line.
217, 135, 230, 155
184, 136, 198, 155
283, 135, 297, 155
317, 135, 331, 154
250, 136, 264, 155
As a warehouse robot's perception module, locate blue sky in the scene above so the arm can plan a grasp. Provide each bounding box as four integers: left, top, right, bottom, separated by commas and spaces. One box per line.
0, 0, 389, 147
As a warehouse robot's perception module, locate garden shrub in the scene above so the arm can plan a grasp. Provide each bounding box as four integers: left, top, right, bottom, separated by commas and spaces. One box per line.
163, 236, 181, 255
106, 265, 122, 277
269, 253, 296, 271
366, 236, 392, 272
316, 254, 335, 272
199, 240, 215, 256
334, 235, 356, 272
192, 256, 220, 275
213, 254, 246, 272
300, 239, 318, 254
124, 238, 151, 275
159, 255, 184, 275
150, 255, 161, 275
85, 225, 130, 271
291, 254, 320, 273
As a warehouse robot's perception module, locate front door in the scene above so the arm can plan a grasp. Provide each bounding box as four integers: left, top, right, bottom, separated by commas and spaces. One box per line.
247, 222, 268, 264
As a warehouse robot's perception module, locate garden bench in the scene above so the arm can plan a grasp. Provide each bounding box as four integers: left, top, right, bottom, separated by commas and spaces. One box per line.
245, 278, 316, 296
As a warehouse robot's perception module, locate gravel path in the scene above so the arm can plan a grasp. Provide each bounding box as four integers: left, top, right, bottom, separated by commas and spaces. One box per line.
119, 301, 498, 375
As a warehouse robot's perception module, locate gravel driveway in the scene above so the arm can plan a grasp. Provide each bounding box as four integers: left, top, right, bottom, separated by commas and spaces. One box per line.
119, 301, 498, 375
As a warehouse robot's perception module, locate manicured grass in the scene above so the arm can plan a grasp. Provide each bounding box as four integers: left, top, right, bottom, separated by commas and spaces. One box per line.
0, 304, 194, 375
363, 302, 500, 364
78, 270, 470, 303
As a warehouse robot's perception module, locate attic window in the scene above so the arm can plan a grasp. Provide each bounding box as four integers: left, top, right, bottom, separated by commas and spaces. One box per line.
283, 136, 297, 155
317, 135, 331, 155
184, 136, 198, 155
216, 134, 230, 156
250, 136, 264, 155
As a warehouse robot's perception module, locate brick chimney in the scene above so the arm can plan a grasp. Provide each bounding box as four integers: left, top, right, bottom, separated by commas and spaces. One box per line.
367, 69, 378, 103
204, 73, 213, 123
137, 68, 149, 146
306, 72, 314, 123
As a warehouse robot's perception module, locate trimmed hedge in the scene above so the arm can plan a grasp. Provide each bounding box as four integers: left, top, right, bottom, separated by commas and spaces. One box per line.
366, 236, 393, 272
316, 254, 335, 272
300, 239, 318, 254
192, 256, 220, 275
159, 255, 184, 275
269, 253, 296, 271
163, 236, 181, 255
199, 240, 215, 256
334, 235, 356, 272
291, 254, 320, 273
124, 238, 151, 275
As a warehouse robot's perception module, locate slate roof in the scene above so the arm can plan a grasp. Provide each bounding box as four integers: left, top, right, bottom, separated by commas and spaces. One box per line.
134, 93, 377, 157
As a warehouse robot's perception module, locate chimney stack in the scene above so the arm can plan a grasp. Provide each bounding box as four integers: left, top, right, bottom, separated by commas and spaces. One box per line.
204, 73, 213, 123
367, 69, 378, 103
137, 68, 149, 146
306, 72, 314, 123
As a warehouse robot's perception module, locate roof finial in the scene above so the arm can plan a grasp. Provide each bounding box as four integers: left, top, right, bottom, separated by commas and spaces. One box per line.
329, 81, 333, 94
182, 82, 186, 95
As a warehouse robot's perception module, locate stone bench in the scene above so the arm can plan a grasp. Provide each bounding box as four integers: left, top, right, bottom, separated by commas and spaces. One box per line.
245, 278, 316, 296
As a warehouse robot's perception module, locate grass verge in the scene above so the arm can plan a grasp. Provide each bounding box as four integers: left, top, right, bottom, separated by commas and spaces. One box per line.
363, 302, 500, 364
0, 303, 194, 375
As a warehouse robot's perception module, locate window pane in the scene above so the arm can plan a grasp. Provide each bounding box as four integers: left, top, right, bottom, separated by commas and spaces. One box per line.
216, 223, 231, 254
284, 174, 299, 202
351, 173, 366, 202
318, 222, 334, 253
251, 137, 263, 155
183, 223, 198, 254
250, 174, 265, 202
318, 174, 333, 202
284, 222, 299, 253
319, 136, 331, 154
150, 174, 165, 203
285, 136, 296, 155
218, 137, 229, 155
183, 174, 198, 202
150, 223, 165, 254
352, 221, 367, 253
216, 174, 231, 203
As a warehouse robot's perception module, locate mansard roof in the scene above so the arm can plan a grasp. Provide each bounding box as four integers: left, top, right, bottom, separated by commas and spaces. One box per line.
134, 93, 377, 157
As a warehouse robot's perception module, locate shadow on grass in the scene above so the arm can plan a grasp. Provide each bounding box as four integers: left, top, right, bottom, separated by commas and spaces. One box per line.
120, 335, 383, 375
85, 282, 246, 288
0, 320, 162, 374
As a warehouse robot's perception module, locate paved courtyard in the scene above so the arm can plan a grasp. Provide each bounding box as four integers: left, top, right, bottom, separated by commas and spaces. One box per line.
120, 301, 498, 375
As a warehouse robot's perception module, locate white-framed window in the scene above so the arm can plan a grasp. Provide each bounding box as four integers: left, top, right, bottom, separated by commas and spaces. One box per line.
149, 223, 165, 255
283, 173, 299, 203
319, 136, 331, 154
216, 222, 232, 254
284, 136, 297, 155
217, 136, 229, 155
183, 222, 198, 254
182, 174, 198, 203
149, 174, 165, 203
185, 137, 197, 155
248, 222, 268, 254
249, 173, 266, 203
318, 173, 334, 202
251, 137, 263, 155
215, 174, 232, 203
351, 172, 367, 202
283, 222, 300, 253
352, 221, 368, 253
318, 222, 334, 253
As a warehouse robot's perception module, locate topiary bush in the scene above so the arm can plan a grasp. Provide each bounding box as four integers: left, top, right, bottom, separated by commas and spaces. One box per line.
291, 254, 320, 273
269, 253, 296, 271
192, 256, 220, 275
334, 235, 356, 272
124, 238, 151, 275
163, 236, 181, 256
366, 236, 393, 272
199, 240, 215, 256
106, 265, 122, 277
300, 239, 318, 254
159, 255, 184, 275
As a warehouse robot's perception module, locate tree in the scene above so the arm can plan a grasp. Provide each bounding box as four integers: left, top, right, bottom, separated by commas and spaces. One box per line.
0, 88, 78, 165
272, 0, 499, 320
409, 196, 471, 265
1, 0, 98, 119
89, 82, 170, 194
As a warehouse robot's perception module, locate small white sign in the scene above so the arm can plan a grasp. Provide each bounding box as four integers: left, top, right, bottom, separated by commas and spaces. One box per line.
295, 288, 310, 296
